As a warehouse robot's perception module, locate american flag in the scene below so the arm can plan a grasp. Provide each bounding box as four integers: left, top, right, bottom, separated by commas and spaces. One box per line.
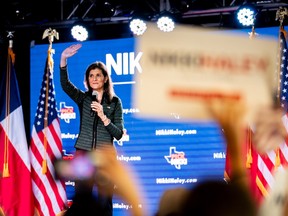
255, 28, 288, 200
29, 48, 67, 215
224, 28, 288, 204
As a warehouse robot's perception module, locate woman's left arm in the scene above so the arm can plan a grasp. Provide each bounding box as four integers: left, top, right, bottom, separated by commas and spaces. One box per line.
103, 97, 124, 140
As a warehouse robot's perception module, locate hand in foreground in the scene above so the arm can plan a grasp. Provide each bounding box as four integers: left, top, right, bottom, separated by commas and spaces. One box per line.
253, 106, 287, 154
205, 98, 248, 186
89, 146, 146, 216
54, 146, 146, 216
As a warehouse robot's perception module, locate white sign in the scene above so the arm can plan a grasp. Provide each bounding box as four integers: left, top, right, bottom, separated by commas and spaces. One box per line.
133, 24, 278, 123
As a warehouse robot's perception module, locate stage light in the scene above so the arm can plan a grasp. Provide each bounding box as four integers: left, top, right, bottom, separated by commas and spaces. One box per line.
71, 24, 88, 41
157, 15, 175, 32
129, 18, 147, 36
236, 4, 257, 27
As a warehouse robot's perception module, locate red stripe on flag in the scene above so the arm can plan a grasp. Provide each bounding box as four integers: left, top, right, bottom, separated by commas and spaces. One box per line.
31, 166, 55, 216
0, 124, 34, 216
259, 154, 274, 172
256, 169, 268, 192
30, 133, 56, 215
30, 128, 66, 215
45, 123, 62, 161
48, 119, 62, 154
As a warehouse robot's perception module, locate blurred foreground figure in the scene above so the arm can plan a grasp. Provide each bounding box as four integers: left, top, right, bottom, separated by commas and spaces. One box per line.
180, 180, 257, 216
257, 168, 288, 216
55, 145, 145, 216
204, 99, 288, 216
184, 98, 257, 216
250, 106, 288, 216
154, 98, 258, 216
155, 187, 190, 216
207, 98, 248, 186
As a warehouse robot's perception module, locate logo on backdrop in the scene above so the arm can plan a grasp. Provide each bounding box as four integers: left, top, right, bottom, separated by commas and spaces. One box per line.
106, 52, 143, 76
164, 147, 187, 170
57, 102, 76, 123
213, 151, 226, 159
62, 149, 74, 160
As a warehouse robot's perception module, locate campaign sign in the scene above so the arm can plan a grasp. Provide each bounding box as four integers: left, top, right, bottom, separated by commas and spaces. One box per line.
134, 24, 278, 123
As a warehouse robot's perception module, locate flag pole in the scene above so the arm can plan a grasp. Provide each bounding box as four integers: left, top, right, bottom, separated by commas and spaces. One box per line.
275, 7, 287, 102
41, 28, 59, 174
245, 25, 258, 169
248, 25, 258, 40
7, 32, 15, 64
3, 32, 16, 178
274, 7, 287, 170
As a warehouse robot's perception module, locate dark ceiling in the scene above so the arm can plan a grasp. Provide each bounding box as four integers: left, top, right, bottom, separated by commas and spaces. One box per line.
0, 0, 288, 138
1, 0, 288, 43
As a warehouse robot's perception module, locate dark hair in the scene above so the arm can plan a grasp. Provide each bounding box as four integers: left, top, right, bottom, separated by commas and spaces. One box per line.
180, 180, 257, 216
84, 61, 114, 102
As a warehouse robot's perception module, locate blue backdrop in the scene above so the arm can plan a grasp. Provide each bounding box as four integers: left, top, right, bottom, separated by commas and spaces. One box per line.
30, 26, 280, 215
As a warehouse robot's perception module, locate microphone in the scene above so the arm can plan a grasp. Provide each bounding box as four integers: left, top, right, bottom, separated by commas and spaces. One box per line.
92, 90, 98, 102
91, 90, 98, 117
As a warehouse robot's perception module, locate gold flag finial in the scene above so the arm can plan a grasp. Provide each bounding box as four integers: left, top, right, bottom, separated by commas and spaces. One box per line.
276, 7, 288, 27
7, 31, 15, 49
42, 28, 58, 71
42, 28, 59, 48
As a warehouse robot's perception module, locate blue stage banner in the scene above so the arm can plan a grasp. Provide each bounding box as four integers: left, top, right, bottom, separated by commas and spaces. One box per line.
30, 37, 226, 216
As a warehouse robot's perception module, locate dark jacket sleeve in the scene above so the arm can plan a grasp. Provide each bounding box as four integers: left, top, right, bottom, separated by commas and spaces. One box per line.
105, 96, 124, 140
60, 66, 85, 104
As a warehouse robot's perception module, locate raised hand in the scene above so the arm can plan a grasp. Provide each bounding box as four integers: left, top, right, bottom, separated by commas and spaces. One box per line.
253, 106, 287, 154
60, 44, 82, 67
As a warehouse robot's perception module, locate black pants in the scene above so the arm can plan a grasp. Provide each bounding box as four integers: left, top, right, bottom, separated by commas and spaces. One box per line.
69, 179, 114, 216
69, 149, 114, 216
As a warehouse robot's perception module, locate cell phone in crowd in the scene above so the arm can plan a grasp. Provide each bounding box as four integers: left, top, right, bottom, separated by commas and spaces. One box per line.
54, 153, 96, 181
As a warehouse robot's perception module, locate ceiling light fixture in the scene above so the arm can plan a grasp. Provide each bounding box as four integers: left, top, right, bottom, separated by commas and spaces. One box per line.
71, 24, 88, 41
157, 0, 175, 32
129, 18, 147, 36
157, 15, 175, 32
236, 4, 257, 27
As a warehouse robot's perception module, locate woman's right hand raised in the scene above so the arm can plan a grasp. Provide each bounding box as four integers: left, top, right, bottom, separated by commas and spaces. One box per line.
60, 44, 82, 67
61, 44, 82, 58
